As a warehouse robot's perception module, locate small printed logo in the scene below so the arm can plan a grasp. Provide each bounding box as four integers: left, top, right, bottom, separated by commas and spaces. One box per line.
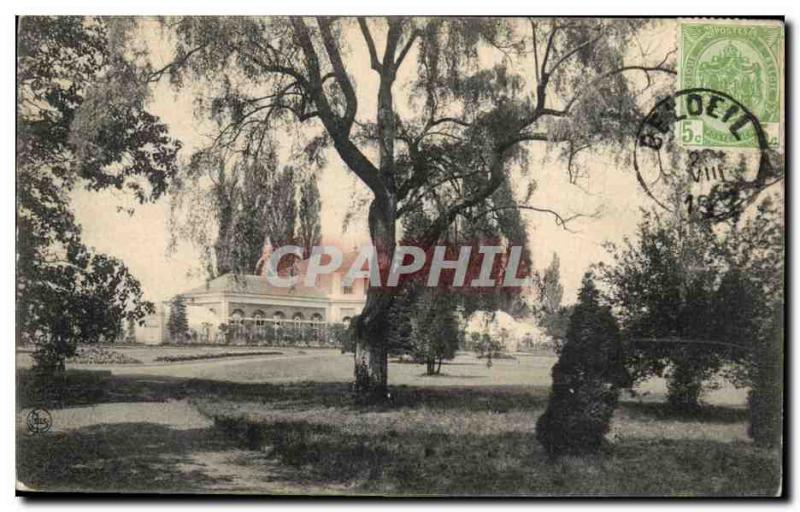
26, 408, 52, 434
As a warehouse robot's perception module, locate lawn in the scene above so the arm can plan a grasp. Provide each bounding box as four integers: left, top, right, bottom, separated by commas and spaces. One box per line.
16, 347, 780, 496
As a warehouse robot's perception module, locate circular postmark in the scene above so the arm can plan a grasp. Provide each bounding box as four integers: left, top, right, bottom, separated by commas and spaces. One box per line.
26, 408, 53, 434
633, 88, 777, 221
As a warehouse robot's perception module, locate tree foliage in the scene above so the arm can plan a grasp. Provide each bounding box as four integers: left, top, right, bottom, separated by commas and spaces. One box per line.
601, 196, 784, 419
536, 253, 569, 344
131, 16, 681, 392
17, 17, 179, 370
381, 283, 463, 375
599, 207, 725, 410
405, 289, 462, 375
170, 150, 305, 277
539, 253, 564, 315
715, 199, 784, 446
297, 174, 323, 260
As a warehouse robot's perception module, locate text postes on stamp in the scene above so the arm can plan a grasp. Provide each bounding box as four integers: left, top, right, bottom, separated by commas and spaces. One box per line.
679, 21, 783, 149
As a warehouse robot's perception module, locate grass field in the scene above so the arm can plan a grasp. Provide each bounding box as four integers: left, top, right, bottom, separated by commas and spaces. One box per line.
16, 346, 780, 496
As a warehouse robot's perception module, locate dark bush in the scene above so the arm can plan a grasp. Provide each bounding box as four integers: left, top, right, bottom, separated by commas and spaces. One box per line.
748, 307, 783, 448
536, 273, 630, 458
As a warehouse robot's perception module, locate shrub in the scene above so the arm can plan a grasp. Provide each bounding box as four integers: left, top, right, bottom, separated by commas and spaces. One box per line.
167, 295, 188, 342
407, 290, 461, 375
536, 273, 630, 458
332, 321, 356, 353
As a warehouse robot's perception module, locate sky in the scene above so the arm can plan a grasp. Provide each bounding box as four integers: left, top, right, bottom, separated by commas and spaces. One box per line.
70, 18, 676, 305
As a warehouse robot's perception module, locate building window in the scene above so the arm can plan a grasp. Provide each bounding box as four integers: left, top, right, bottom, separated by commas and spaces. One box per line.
342, 283, 353, 295
341, 316, 352, 324
230, 309, 245, 325
310, 313, 323, 322
253, 310, 266, 326
272, 311, 285, 328
292, 312, 304, 321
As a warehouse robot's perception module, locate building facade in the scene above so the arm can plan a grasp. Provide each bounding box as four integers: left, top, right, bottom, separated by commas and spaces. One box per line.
137, 253, 368, 344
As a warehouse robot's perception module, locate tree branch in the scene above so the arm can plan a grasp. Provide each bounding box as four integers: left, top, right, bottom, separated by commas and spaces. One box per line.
146, 44, 207, 83
419, 150, 507, 246
358, 17, 382, 71
547, 29, 606, 75
290, 17, 386, 198
317, 17, 358, 129
540, 23, 558, 79
476, 204, 599, 232
563, 64, 677, 113
397, 169, 484, 217
394, 28, 419, 69
529, 19, 541, 85
382, 18, 404, 76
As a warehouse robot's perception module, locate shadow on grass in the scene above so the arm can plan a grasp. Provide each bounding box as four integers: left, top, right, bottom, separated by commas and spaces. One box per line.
17, 422, 234, 493
213, 416, 545, 494
17, 369, 550, 413
621, 401, 750, 424
211, 416, 780, 496
20, 368, 750, 419
16, 369, 780, 496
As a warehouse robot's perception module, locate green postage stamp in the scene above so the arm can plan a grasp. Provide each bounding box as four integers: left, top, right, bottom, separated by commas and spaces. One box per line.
679, 20, 784, 149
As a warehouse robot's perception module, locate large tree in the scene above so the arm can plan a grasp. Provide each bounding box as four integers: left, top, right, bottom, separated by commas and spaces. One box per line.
714, 198, 784, 446
17, 17, 180, 370
599, 207, 726, 410
130, 16, 684, 396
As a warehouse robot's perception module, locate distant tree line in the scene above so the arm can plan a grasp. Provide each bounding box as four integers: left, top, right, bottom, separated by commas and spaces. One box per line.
170, 149, 322, 279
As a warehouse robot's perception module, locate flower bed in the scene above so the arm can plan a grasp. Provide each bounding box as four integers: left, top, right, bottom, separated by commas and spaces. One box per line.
153, 350, 282, 363
67, 347, 143, 365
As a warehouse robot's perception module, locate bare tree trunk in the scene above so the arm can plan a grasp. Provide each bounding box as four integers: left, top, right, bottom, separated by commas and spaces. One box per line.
296, 18, 405, 400
354, 330, 389, 394
353, 197, 396, 398
351, 43, 403, 399
426, 357, 436, 375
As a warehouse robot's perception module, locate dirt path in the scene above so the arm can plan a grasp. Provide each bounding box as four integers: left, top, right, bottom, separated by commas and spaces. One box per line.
17, 398, 351, 494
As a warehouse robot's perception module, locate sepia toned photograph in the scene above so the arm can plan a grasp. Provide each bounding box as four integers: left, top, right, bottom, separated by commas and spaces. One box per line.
15, 14, 785, 497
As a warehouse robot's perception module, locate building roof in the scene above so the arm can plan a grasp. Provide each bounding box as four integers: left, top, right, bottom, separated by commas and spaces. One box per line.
183, 273, 330, 299
182, 249, 371, 301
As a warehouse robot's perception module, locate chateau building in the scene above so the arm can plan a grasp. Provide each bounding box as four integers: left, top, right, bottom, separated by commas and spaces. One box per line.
137, 251, 368, 344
